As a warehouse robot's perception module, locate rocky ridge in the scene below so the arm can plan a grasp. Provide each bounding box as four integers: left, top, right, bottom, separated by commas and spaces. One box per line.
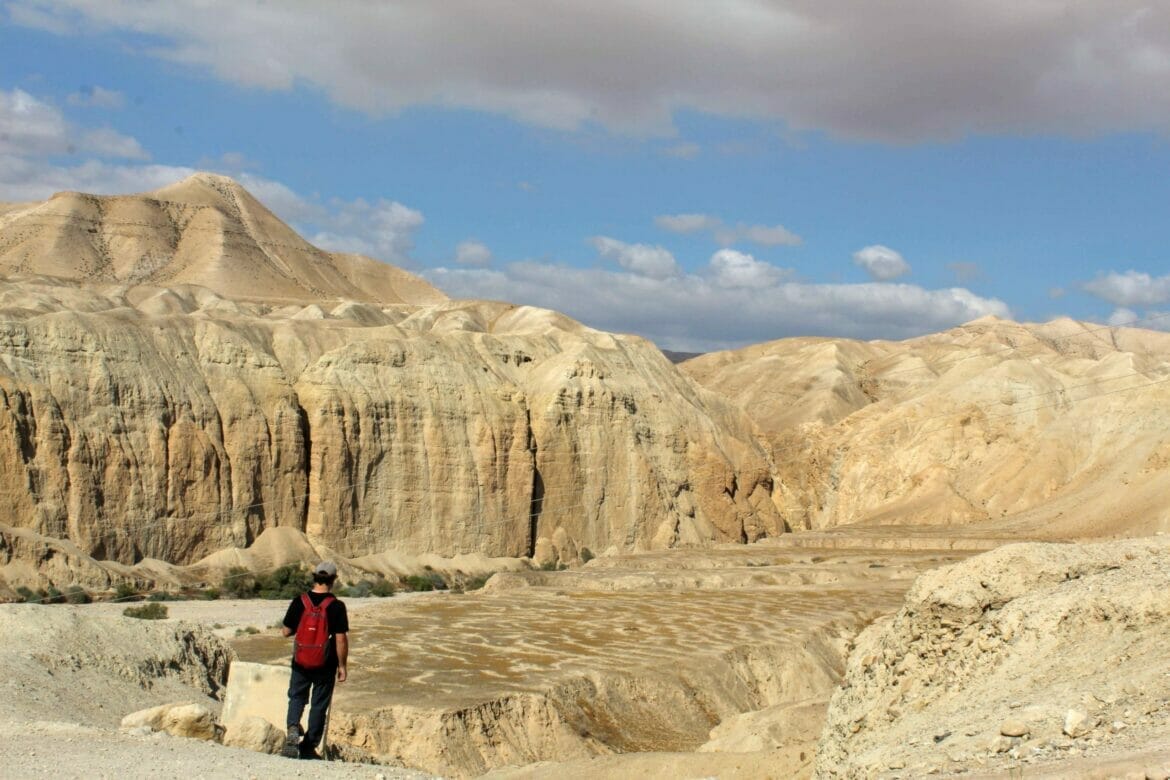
683, 316, 1170, 538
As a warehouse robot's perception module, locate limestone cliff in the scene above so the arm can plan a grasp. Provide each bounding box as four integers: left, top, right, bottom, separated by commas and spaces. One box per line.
683, 316, 1170, 538
0, 275, 779, 568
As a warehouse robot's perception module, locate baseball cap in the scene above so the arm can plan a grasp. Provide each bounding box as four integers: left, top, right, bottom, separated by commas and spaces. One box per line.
314, 561, 338, 577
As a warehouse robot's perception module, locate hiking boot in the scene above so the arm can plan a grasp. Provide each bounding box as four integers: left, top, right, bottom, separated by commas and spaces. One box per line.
282, 724, 302, 759
298, 747, 323, 760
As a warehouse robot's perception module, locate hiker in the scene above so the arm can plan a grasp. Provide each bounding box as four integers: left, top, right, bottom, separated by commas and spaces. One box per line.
281, 560, 349, 760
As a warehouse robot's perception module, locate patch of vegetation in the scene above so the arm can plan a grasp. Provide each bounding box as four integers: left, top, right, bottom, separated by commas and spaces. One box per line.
200, 587, 220, 601
147, 590, 180, 602
538, 560, 567, 571
220, 564, 311, 599
124, 602, 168, 620
338, 576, 396, 598
64, 585, 91, 604
401, 572, 448, 592
579, 548, 595, 563
235, 625, 260, 636
114, 582, 140, 602
43, 586, 65, 604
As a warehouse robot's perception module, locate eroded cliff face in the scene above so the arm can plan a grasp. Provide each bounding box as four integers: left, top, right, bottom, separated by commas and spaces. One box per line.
0, 276, 780, 566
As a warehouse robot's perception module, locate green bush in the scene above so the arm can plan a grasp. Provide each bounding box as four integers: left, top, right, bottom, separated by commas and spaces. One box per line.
124, 602, 168, 620
257, 564, 311, 600
201, 587, 221, 601
402, 572, 448, 592
64, 585, 91, 604
220, 566, 257, 599
15, 586, 37, 603
43, 586, 66, 604
463, 573, 492, 591
114, 582, 139, 602
369, 578, 396, 597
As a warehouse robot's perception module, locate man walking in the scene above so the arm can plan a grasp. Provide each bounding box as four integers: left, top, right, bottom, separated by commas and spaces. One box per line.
281, 560, 349, 760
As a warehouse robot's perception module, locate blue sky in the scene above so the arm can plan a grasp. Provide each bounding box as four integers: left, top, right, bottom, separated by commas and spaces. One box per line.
2, 1, 1169, 351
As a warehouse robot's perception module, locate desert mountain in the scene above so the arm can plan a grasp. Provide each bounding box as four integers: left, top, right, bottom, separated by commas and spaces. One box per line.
0, 175, 780, 581
682, 316, 1170, 539
0, 172, 446, 305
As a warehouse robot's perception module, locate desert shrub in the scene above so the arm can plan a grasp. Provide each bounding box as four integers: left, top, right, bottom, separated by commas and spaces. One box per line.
147, 590, 183, 602
220, 566, 257, 599
200, 587, 220, 601
257, 564, 311, 599
43, 586, 66, 604
369, 578, 396, 597
15, 586, 37, 603
64, 585, 91, 604
124, 602, 168, 620
538, 560, 567, 572
114, 582, 139, 602
463, 573, 492, 591
402, 572, 447, 592
235, 625, 260, 636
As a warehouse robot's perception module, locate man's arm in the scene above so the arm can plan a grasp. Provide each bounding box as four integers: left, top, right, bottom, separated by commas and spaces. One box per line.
335, 632, 348, 682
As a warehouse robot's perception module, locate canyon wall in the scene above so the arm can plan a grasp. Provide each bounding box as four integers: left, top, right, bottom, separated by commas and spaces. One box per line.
0, 276, 780, 567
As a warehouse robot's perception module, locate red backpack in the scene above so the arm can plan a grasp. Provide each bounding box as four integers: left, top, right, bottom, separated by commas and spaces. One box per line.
292, 593, 334, 669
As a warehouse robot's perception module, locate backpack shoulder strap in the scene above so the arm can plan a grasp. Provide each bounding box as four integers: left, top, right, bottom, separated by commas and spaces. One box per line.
300, 592, 314, 611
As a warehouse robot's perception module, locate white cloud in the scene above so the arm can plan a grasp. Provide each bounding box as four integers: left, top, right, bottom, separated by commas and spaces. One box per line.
709, 248, 787, 288
853, 245, 911, 281
590, 236, 680, 279
0, 88, 145, 159
656, 213, 802, 247
307, 199, 424, 263
67, 86, 126, 109
426, 261, 1012, 352
11, 1, 1170, 140
455, 240, 492, 266
1083, 270, 1170, 307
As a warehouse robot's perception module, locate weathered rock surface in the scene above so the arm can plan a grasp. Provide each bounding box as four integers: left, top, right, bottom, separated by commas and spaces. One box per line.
222, 714, 284, 754
814, 537, 1170, 778
0, 604, 233, 727
0, 176, 780, 582
683, 317, 1170, 538
121, 701, 220, 741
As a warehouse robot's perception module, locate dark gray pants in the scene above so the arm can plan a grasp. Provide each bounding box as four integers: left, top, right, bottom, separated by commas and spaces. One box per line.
286, 664, 336, 754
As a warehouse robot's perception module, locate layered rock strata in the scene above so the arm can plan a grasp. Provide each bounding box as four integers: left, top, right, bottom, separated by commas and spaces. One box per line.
0, 274, 779, 569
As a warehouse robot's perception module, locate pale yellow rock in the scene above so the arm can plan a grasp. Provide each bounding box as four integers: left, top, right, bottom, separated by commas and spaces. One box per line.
121, 701, 219, 741
222, 715, 284, 754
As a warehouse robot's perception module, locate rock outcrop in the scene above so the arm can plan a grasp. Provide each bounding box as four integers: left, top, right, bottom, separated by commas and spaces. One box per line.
683, 317, 1170, 538
814, 537, 1170, 778
0, 176, 781, 577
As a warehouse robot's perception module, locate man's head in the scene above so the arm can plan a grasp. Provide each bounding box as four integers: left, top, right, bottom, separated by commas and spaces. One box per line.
313, 560, 338, 587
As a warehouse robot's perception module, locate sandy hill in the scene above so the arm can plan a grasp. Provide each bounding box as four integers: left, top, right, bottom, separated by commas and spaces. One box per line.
682, 315, 1170, 539
0, 172, 446, 305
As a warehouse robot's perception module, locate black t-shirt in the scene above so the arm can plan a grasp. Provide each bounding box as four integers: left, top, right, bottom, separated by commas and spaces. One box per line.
283, 591, 349, 670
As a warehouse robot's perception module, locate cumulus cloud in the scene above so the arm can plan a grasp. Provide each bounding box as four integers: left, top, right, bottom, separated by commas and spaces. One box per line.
455, 240, 492, 266
853, 245, 911, 281
709, 249, 788, 288
590, 236, 680, 279
305, 199, 424, 262
1083, 270, 1170, 308
0, 88, 145, 159
655, 213, 802, 247
10, 1, 1170, 141
426, 261, 1012, 351
67, 85, 126, 109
